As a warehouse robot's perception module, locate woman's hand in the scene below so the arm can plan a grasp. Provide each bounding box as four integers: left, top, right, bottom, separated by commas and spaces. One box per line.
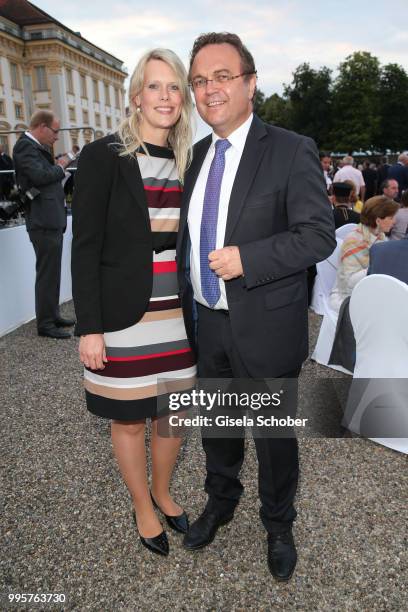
79, 334, 108, 370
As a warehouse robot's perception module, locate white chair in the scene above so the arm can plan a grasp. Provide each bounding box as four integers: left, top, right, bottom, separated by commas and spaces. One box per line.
311, 238, 353, 374
344, 274, 408, 453
310, 236, 343, 316
335, 223, 358, 240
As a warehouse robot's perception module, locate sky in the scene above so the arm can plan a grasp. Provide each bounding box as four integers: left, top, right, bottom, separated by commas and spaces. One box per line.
34, 0, 408, 98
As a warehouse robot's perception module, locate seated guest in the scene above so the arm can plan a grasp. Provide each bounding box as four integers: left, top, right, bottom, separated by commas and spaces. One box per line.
344, 179, 364, 213
390, 190, 408, 240
330, 196, 399, 313
331, 182, 360, 228
368, 233, 408, 284
381, 178, 399, 201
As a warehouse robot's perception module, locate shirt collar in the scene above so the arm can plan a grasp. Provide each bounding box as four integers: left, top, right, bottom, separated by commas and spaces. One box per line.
25, 131, 42, 147
211, 113, 253, 153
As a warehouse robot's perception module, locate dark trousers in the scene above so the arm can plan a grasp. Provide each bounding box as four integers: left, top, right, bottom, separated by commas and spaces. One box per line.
28, 229, 63, 330
197, 302, 299, 535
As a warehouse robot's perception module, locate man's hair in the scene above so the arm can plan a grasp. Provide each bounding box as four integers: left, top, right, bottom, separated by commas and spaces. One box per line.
360, 195, 399, 228
401, 190, 408, 208
342, 155, 354, 166
381, 178, 398, 191
319, 151, 331, 160
30, 109, 55, 129
398, 152, 408, 163
189, 32, 256, 80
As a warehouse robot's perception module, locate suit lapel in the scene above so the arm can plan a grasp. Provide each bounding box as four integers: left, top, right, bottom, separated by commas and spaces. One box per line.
118, 152, 150, 229
178, 135, 212, 249
224, 116, 268, 245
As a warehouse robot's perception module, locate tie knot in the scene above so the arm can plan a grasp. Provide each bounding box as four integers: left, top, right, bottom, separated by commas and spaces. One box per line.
215, 138, 231, 155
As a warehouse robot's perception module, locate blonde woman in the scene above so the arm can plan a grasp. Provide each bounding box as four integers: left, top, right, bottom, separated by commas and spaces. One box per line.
71, 49, 195, 556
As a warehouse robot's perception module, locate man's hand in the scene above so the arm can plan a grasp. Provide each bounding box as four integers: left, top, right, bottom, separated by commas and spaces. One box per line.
209, 246, 243, 281
56, 155, 70, 169
79, 333, 108, 370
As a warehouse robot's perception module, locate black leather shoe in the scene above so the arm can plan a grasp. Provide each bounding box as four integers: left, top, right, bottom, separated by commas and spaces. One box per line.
183, 509, 234, 550
150, 491, 189, 534
267, 531, 297, 581
38, 327, 71, 339
132, 511, 169, 557
55, 316, 76, 327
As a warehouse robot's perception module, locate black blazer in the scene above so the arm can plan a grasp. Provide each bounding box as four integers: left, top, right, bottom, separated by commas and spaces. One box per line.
13, 134, 66, 231
177, 115, 336, 377
71, 134, 153, 336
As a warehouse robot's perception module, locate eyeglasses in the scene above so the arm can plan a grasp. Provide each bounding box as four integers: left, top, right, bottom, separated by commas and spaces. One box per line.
45, 125, 60, 135
190, 71, 257, 90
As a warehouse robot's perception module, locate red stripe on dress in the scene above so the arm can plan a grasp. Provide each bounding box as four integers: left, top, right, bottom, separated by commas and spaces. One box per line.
108, 348, 190, 362
89, 351, 195, 378
153, 261, 177, 274
144, 185, 182, 193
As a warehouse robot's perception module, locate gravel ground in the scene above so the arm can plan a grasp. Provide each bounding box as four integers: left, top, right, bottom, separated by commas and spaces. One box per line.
1, 305, 407, 611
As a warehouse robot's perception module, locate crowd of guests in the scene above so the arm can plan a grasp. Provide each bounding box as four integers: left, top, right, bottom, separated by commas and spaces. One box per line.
318, 152, 408, 309
313, 150, 408, 375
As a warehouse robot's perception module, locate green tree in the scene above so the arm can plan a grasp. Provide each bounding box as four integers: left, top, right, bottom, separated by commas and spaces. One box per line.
259, 93, 290, 127
330, 51, 381, 150
253, 89, 266, 116
376, 63, 408, 151
283, 63, 333, 146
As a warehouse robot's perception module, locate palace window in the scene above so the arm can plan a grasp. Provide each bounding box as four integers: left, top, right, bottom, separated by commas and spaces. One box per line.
34, 65, 48, 91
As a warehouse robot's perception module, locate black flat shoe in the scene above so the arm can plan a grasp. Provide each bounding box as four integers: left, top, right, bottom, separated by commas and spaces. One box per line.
132, 511, 169, 556
150, 491, 189, 534
267, 530, 297, 581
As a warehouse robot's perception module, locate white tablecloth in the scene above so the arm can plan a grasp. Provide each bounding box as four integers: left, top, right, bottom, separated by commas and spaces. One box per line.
0, 217, 73, 337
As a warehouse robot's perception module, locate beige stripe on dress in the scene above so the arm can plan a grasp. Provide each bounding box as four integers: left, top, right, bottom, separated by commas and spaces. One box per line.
139, 308, 183, 323
150, 218, 179, 232
84, 376, 196, 400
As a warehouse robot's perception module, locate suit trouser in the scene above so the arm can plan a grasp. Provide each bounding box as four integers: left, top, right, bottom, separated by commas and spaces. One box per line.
196, 302, 299, 535
28, 229, 63, 330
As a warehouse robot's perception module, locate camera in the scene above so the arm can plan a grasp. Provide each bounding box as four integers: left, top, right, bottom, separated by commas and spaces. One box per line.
0, 186, 40, 221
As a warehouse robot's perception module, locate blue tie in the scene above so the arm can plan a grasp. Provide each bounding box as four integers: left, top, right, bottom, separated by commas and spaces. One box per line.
200, 138, 231, 307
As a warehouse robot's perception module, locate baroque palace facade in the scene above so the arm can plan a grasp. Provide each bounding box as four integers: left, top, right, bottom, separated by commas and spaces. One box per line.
0, 0, 127, 154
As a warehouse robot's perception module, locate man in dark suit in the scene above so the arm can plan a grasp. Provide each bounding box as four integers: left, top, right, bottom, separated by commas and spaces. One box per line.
0, 144, 14, 199
13, 110, 75, 338
177, 33, 336, 581
368, 235, 408, 284
387, 153, 408, 200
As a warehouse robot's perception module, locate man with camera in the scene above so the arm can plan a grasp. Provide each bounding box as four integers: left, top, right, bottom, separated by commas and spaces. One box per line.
13, 110, 75, 338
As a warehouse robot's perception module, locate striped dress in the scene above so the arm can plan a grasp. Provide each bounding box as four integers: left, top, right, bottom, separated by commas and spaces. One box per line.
84, 143, 196, 420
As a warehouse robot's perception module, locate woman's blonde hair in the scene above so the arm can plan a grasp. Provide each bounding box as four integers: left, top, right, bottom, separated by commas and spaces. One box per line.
118, 48, 193, 180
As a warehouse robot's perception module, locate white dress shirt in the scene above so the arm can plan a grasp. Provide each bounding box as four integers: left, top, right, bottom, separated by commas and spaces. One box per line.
25, 131, 42, 146
188, 113, 253, 309
333, 165, 365, 194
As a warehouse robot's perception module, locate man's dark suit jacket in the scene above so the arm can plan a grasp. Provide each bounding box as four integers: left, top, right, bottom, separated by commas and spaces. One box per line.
71, 134, 154, 336
368, 236, 408, 284
0, 152, 14, 198
13, 134, 66, 231
388, 162, 408, 198
177, 115, 336, 377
